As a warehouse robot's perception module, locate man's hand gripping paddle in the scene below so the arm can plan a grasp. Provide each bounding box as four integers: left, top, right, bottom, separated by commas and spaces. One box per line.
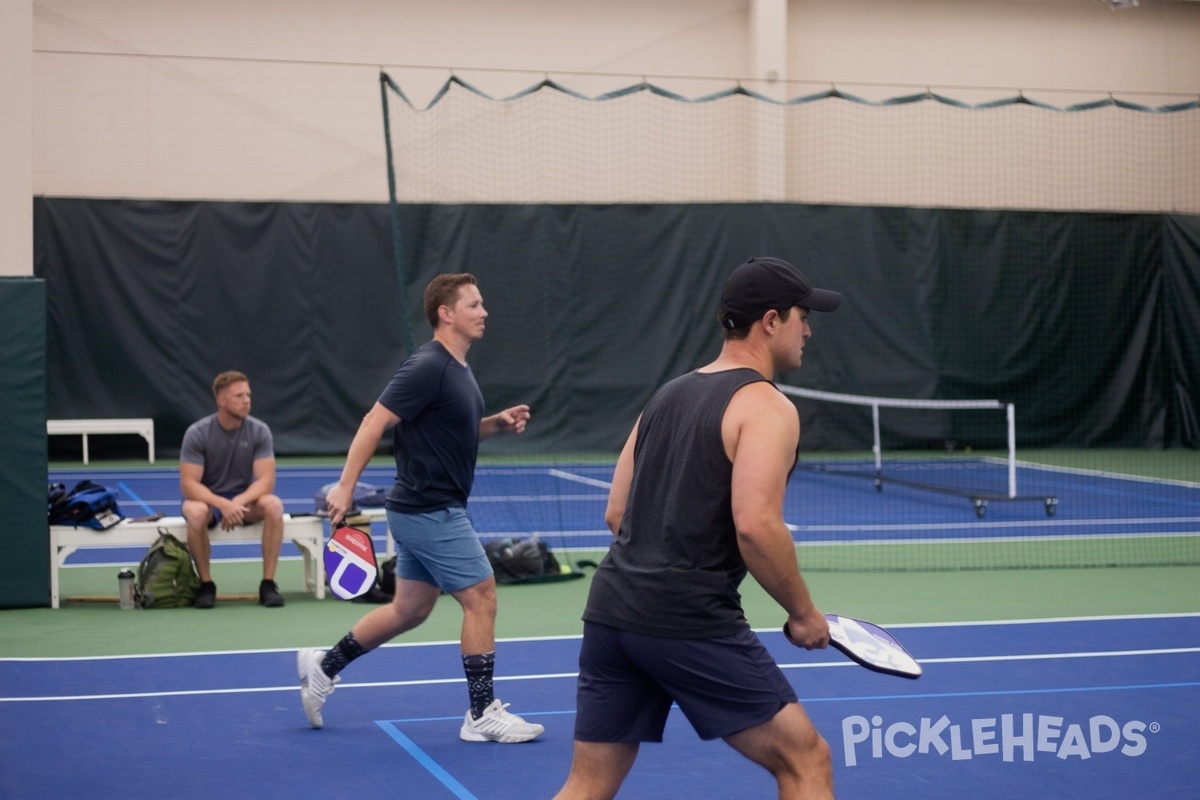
784, 613, 923, 679
324, 520, 377, 600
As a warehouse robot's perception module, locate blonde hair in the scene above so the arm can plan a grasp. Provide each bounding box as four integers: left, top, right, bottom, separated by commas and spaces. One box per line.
212, 370, 248, 399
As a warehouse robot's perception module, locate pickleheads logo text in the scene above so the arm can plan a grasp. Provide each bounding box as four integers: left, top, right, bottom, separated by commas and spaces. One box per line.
841, 713, 1155, 767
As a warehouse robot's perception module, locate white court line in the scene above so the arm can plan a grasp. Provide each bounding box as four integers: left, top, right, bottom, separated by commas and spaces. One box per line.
778, 647, 1200, 670
6, 614, 1199, 703
548, 469, 613, 490
6, 613, 1196, 662
7, 649, 1199, 703
0, 672, 575, 703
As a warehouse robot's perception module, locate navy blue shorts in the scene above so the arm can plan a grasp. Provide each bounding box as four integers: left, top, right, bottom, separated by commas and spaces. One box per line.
573, 621, 798, 742
207, 492, 245, 529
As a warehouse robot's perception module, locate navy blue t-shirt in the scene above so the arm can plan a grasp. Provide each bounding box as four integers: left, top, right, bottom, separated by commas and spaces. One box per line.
377, 340, 485, 513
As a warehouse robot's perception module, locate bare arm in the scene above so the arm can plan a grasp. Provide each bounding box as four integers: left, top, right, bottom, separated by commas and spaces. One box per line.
180, 461, 224, 507
726, 383, 828, 649
180, 460, 257, 529
480, 404, 531, 440
236, 456, 277, 506
604, 418, 640, 536
324, 402, 399, 522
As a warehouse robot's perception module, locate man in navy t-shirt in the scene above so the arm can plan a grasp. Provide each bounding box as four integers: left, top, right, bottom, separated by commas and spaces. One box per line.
296, 273, 543, 744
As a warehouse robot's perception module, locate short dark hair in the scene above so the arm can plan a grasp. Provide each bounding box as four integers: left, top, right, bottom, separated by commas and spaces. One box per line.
424, 273, 478, 328
717, 306, 792, 340
212, 370, 248, 399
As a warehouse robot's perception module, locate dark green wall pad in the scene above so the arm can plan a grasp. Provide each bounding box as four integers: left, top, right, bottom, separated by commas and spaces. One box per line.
33, 200, 1200, 455
0, 278, 48, 608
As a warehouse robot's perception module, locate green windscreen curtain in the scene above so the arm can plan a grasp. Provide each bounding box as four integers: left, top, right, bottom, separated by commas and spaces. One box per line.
33, 199, 1200, 456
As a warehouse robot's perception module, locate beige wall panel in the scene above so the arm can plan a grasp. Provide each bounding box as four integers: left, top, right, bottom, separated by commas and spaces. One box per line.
29, 0, 1200, 206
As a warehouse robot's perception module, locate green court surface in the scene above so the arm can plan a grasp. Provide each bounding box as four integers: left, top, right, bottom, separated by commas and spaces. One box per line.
3, 556, 1197, 659
11, 450, 1198, 659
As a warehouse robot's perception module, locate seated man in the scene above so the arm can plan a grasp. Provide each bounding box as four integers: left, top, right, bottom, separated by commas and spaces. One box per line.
180, 370, 286, 609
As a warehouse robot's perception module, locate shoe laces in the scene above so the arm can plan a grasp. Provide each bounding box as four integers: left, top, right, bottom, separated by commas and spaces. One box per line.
302, 655, 336, 694
480, 701, 527, 727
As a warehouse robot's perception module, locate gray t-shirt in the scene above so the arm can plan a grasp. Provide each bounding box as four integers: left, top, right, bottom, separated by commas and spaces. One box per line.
179, 414, 274, 495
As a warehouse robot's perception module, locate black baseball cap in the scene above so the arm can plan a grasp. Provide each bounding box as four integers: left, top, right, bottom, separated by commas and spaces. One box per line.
719, 257, 841, 329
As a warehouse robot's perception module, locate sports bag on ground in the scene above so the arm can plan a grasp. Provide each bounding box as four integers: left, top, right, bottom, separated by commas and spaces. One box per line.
484, 536, 561, 584
135, 530, 201, 608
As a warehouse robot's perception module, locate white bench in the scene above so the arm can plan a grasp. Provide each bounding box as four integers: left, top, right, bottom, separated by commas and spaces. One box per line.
49, 514, 326, 608
47, 418, 156, 464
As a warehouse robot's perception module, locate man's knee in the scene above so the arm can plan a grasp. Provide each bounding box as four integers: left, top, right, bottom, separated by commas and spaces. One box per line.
258, 494, 285, 520
455, 578, 497, 617
773, 712, 832, 785
726, 702, 832, 780
181, 500, 212, 529
801, 730, 833, 773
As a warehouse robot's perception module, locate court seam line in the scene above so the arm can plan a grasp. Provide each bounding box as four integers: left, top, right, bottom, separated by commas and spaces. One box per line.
6, 649, 1199, 702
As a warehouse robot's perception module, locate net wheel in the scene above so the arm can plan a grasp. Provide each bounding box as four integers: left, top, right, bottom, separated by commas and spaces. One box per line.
973, 499, 987, 518
1044, 498, 1057, 517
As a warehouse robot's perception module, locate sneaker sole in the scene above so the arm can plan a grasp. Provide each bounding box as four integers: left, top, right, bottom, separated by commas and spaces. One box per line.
297, 650, 327, 729
300, 688, 324, 729
459, 726, 545, 744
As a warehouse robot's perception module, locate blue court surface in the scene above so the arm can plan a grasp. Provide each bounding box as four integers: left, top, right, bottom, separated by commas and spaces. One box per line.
48, 459, 1200, 569
1, 615, 1196, 799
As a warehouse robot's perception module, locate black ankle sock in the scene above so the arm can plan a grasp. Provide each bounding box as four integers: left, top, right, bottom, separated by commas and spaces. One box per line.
321, 631, 366, 678
463, 651, 496, 719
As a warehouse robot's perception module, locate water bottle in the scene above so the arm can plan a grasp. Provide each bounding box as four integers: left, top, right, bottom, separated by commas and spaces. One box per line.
118, 569, 135, 610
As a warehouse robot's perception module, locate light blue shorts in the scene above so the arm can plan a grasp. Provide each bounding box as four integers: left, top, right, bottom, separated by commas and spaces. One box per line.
385, 507, 493, 593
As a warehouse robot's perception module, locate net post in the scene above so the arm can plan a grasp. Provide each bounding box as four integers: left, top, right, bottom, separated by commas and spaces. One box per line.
872, 403, 882, 476
1007, 402, 1017, 498
379, 71, 414, 355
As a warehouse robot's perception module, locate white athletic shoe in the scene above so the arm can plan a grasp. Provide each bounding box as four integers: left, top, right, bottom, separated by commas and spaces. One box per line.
297, 648, 339, 729
459, 699, 545, 744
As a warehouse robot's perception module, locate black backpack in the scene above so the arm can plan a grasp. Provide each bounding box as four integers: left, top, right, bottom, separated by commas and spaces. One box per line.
484, 536, 561, 584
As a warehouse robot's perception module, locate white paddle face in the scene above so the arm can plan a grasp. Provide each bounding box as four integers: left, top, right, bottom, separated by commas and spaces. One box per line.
826, 614, 922, 679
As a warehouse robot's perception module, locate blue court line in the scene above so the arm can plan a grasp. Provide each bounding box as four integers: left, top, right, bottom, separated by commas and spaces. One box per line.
116, 481, 157, 516
379, 709, 577, 724
373, 683, 1200, 729
376, 720, 479, 800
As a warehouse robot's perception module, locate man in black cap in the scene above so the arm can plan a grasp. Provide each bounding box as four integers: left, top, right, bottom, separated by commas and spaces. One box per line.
554, 257, 840, 800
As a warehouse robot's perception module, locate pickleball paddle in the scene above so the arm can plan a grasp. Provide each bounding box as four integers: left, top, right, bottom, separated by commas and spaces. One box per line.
784, 613, 922, 679
324, 522, 377, 600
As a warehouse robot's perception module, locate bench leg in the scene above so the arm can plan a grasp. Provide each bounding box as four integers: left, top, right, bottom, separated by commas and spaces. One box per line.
290, 536, 325, 600
50, 546, 60, 609
49, 544, 78, 609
